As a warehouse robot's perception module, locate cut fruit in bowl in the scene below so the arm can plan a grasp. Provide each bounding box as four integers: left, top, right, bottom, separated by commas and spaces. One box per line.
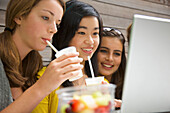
56, 84, 116, 113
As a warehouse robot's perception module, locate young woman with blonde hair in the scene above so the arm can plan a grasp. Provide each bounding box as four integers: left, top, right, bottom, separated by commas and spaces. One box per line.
0, 0, 83, 112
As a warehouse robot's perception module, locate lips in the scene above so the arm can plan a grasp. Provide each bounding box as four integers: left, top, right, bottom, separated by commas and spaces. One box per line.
42, 38, 51, 44
81, 47, 93, 54
101, 63, 113, 69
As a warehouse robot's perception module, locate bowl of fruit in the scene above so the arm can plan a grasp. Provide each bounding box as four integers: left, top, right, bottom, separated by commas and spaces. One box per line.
56, 84, 116, 113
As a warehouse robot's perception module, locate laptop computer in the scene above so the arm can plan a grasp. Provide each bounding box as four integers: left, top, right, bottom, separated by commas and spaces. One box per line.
120, 14, 170, 113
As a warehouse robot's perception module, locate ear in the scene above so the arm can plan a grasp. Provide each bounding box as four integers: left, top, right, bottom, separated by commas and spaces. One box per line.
14, 16, 22, 25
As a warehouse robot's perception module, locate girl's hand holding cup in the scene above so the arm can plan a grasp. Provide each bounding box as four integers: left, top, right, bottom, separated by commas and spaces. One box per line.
37, 51, 83, 95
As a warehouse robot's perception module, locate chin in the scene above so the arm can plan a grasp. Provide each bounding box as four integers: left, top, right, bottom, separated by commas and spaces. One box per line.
100, 70, 112, 76
81, 55, 89, 61
37, 47, 46, 51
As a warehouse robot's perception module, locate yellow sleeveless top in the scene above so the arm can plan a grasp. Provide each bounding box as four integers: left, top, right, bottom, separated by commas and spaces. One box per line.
31, 67, 60, 113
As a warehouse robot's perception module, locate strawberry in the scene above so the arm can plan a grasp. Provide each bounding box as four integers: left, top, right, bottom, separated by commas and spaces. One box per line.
95, 106, 109, 113
69, 99, 85, 112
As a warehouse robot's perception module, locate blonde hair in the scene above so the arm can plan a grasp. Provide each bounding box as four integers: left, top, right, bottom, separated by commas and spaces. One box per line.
0, 0, 65, 90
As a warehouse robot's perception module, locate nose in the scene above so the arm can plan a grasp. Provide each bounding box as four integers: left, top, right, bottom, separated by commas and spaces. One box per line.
106, 53, 113, 61
85, 35, 94, 45
48, 22, 58, 34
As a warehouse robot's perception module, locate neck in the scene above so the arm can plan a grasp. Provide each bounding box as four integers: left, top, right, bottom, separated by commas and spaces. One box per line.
81, 60, 86, 74
104, 75, 112, 82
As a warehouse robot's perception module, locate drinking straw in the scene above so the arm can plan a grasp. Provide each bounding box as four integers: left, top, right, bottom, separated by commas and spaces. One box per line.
87, 56, 95, 78
46, 40, 58, 53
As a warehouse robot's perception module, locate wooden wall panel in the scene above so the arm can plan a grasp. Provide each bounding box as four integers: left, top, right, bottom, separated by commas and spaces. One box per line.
144, 0, 170, 6
86, 0, 170, 19
101, 14, 132, 29
0, 10, 5, 26
0, 0, 9, 10
0, 27, 4, 32
39, 47, 52, 62
94, 0, 170, 15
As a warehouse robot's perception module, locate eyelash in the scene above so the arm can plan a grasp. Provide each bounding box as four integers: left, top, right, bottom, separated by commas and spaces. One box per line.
114, 53, 121, 56
100, 50, 107, 53
77, 32, 85, 35
93, 32, 99, 35
77, 32, 99, 36
100, 50, 121, 56
42, 16, 49, 20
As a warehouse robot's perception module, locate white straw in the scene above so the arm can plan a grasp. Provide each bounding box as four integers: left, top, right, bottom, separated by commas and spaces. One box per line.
46, 40, 58, 53
87, 56, 95, 78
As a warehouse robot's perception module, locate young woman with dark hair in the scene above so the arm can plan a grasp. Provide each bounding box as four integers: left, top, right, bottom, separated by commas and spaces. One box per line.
97, 27, 127, 108
52, 0, 103, 87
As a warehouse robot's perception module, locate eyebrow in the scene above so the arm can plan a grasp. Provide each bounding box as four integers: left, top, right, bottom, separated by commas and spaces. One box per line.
114, 50, 122, 52
100, 47, 122, 52
42, 9, 54, 16
100, 47, 109, 50
42, 9, 61, 22
78, 26, 99, 30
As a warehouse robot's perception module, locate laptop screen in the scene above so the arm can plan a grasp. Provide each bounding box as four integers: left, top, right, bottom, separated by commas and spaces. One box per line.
121, 14, 170, 113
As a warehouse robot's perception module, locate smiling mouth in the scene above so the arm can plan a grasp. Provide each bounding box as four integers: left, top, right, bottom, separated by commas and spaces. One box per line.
82, 48, 93, 53
102, 63, 113, 68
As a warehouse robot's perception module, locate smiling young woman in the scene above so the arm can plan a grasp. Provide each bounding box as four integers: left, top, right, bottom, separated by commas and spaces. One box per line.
52, 0, 103, 87
97, 27, 127, 109
97, 27, 126, 100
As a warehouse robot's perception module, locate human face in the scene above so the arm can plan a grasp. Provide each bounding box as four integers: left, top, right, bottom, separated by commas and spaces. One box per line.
97, 37, 123, 76
69, 16, 100, 61
13, 0, 63, 59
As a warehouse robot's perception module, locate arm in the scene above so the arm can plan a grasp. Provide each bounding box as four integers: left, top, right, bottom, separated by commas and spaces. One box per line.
1, 52, 83, 113
1, 82, 48, 113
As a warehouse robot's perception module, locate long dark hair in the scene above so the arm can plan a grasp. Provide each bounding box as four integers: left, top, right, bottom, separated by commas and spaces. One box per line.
52, 0, 103, 87
100, 27, 126, 99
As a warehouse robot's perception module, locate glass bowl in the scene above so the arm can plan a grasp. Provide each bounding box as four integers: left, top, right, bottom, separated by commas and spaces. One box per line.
56, 84, 116, 113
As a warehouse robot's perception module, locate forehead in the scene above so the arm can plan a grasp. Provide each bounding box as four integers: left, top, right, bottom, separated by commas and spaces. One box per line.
101, 37, 123, 49
79, 16, 99, 28
33, 0, 63, 19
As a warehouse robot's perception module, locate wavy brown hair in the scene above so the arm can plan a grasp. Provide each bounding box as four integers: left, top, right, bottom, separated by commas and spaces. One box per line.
0, 0, 65, 90
99, 27, 127, 99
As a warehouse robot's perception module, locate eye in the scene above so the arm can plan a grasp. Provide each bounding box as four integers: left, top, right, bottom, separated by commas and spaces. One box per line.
100, 49, 107, 53
42, 16, 49, 20
93, 32, 99, 35
114, 53, 121, 56
77, 32, 85, 35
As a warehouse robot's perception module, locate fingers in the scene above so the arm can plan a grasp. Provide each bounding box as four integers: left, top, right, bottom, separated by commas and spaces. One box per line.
60, 57, 83, 68
39, 52, 83, 93
60, 63, 83, 74
54, 52, 80, 62
52, 55, 83, 68
114, 99, 122, 108
62, 69, 83, 80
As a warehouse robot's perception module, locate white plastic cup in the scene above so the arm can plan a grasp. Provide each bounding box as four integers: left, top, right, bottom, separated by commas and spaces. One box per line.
85, 76, 104, 86
55, 46, 83, 81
